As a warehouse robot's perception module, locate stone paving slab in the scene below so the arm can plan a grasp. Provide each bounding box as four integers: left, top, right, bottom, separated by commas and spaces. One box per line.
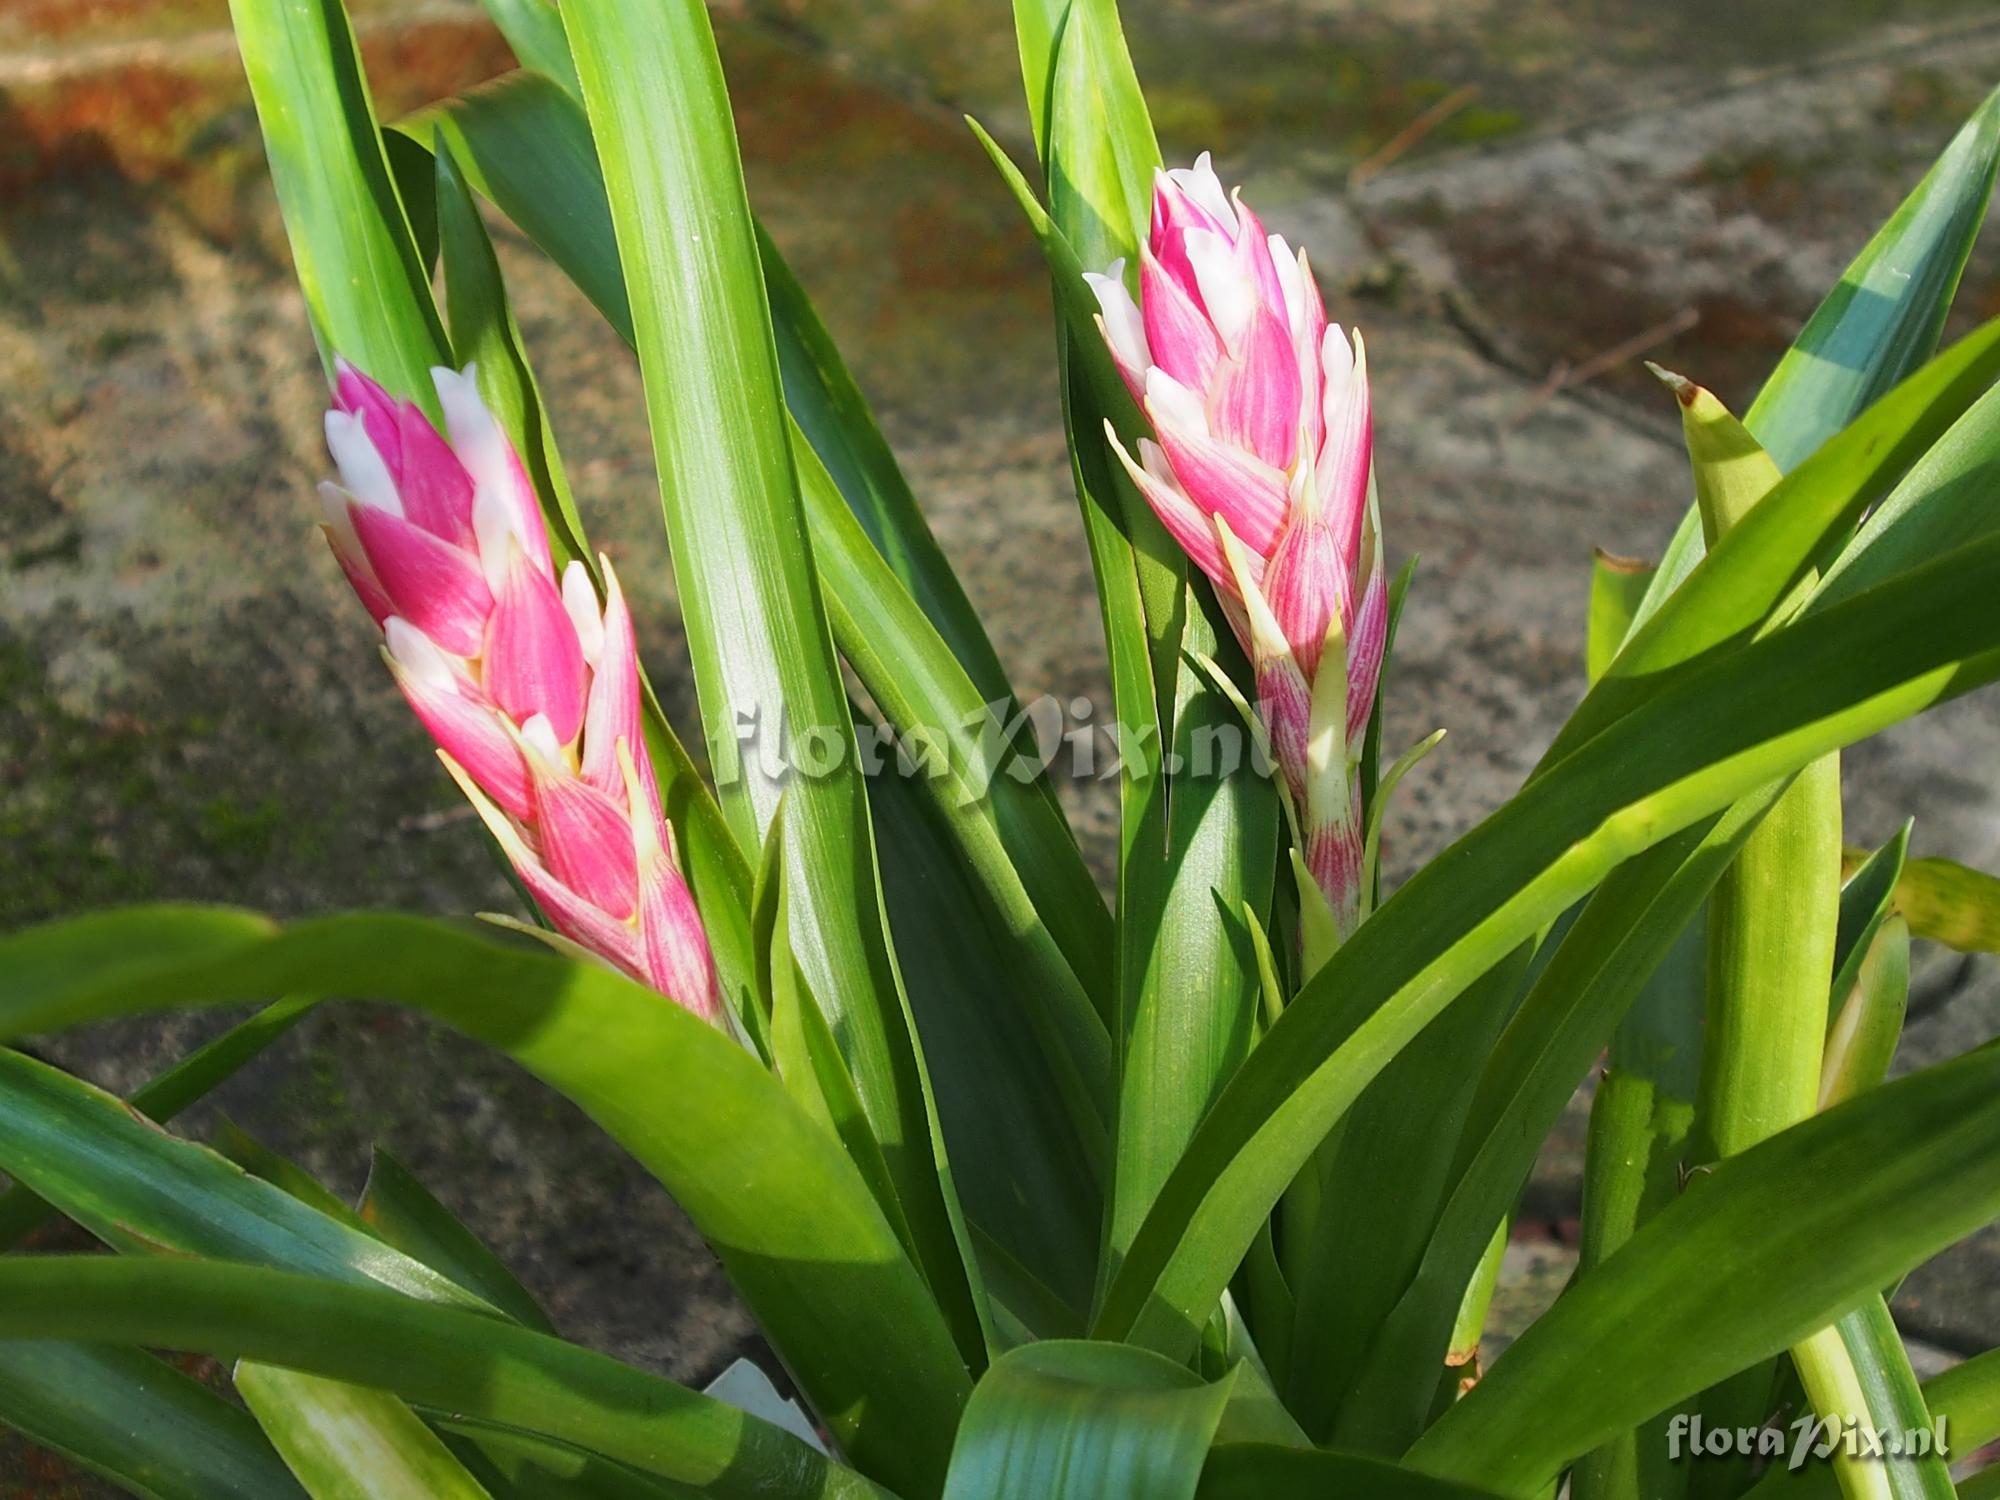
5, 0, 2000, 1490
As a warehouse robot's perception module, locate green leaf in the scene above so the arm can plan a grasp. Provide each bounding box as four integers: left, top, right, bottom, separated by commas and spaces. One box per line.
869, 762, 1106, 1327
238, 1364, 498, 1499
1569, 904, 1703, 1500
0, 1048, 486, 1311
1331, 796, 1778, 1452
399, 75, 629, 339
0, 1258, 890, 1500
478, 0, 580, 98
1195, 1443, 1505, 1500
1815, 377, 2000, 612
433, 137, 591, 574
800, 436, 1114, 1084
1042, 0, 1161, 275
1829, 827, 1913, 1021
1870, 851, 2000, 953
1628, 85, 2000, 631
1748, 1348, 2000, 1498
438, 1423, 696, 1499
1753, 85, 2000, 471
1821, 916, 1911, 1113
0, 1342, 305, 1500
562, 0, 982, 1370
358, 1148, 555, 1334
1285, 945, 1534, 1444
0, 995, 314, 1250
1587, 550, 1656, 687
1012, 0, 1066, 156
1095, 528, 2000, 1363
0, 908, 971, 1495
940, 1341, 1233, 1500
229, 0, 447, 400
1552, 315, 2000, 768
383, 128, 440, 272
760, 223, 1020, 708
1408, 1042, 2000, 1496
215, 1115, 375, 1230
1789, 1297, 1953, 1500
1109, 604, 1278, 1261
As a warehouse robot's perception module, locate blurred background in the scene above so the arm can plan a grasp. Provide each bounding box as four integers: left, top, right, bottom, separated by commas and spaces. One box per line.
4, 0, 2000, 1489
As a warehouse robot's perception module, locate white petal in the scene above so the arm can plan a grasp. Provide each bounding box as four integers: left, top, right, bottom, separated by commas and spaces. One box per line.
1084, 261, 1149, 373
521, 712, 563, 762
1169, 151, 1235, 231
323, 411, 402, 517
1184, 228, 1255, 350
435, 362, 531, 576
562, 560, 606, 667
471, 487, 523, 593
1320, 325, 1357, 438
1144, 368, 1210, 439
316, 481, 372, 570
384, 617, 460, 692
1268, 234, 1307, 339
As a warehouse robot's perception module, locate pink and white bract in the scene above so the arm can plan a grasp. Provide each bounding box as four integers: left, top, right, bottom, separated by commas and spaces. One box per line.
1087, 152, 1388, 939
320, 359, 722, 1022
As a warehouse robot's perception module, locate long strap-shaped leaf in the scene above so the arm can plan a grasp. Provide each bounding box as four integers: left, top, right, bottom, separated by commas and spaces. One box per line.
238, 1365, 498, 1500
0, 1342, 308, 1500
1094, 530, 2000, 1360
0, 1048, 487, 1311
0, 907, 970, 1496
1546, 314, 2000, 769
939, 1341, 1234, 1500
467, 0, 1024, 719
558, 0, 983, 1370
1406, 1041, 2000, 1496
1624, 85, 2000, 637
0, 1258, 890, 1500
1331, 797, 1776, 1452
229, 0, 445, 401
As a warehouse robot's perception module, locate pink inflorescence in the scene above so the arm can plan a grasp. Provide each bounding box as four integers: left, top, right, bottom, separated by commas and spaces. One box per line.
319, 359, 721, 1021
1088, 153, 1388, 934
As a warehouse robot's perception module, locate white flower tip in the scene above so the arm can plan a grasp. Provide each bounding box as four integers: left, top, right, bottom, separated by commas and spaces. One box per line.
614, 738, 661, 861
1144, 367, 1209, 437
1135, 436, 1177, 487
383, 617, 459, 691
521, 712, 563, 762
472, 486, 522, 592
1166, 151, 1235, 232
1087, 266, 1148, 373
323, 411, 402, 518
433, 362, 498, 453
316, 479, 353, 530
562, 560, 606, 667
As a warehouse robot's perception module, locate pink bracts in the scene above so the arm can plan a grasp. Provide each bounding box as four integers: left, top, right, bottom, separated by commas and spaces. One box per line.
1087, 153, 1389, 940
319, 359, 721, 1022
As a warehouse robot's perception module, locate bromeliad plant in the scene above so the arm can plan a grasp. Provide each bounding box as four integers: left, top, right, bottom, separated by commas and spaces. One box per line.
7, 0, 2000, 1497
